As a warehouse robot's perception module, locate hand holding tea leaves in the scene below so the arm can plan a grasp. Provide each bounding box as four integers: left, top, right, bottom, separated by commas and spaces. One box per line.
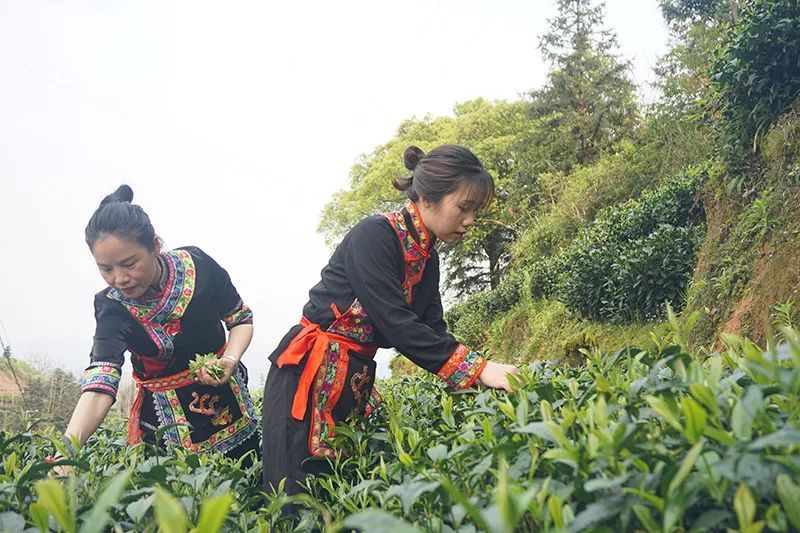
190, 353, 235, 385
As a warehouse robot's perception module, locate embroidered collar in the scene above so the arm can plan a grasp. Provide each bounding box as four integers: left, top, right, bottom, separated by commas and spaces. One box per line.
107, 249, 196, 325
107, 249, 197, 359
381, 203, 433, 304
403, 200, 435, 255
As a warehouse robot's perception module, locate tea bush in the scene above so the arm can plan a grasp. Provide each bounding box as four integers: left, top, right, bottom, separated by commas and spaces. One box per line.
533, 169, 706, 322
301, 321, 800, 532
3, 321, 798, 532
445, 274, 525, 348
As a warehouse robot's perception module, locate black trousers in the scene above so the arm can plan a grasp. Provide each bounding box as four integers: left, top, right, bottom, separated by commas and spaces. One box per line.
261, 364, 318, 495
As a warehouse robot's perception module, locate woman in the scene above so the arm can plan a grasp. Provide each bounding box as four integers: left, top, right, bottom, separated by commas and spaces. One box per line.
263, 145, 518, 495
64, 185, 259, 462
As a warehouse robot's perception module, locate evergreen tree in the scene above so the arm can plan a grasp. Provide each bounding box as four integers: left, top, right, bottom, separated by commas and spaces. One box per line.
530, 0, 638, 171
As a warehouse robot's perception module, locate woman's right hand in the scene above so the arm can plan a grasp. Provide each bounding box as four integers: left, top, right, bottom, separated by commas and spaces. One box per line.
476, 361, 519, 391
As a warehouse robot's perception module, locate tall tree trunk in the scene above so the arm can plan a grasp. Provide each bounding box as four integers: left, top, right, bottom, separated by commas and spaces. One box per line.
483, 230, 504, 290
489, 254, 501, 290
727, 0, 739, 24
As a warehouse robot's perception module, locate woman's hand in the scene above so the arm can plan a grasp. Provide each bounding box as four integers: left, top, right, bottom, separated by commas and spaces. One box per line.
46, 455, 72, 476
195, 355, 238, 386
195, 324, 252, 386
52, 464, 72, 476
476, 361, 519, 392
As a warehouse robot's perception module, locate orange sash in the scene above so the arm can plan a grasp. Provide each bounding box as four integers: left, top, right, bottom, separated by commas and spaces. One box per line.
276, 315, 377, 421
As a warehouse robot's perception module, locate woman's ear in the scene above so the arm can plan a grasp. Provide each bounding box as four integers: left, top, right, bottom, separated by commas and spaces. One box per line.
153, 236, 162, 254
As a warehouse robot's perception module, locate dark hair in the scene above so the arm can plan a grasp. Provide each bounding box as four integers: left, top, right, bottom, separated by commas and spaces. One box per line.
392, 145, 494, 209
85, 185, 157, 251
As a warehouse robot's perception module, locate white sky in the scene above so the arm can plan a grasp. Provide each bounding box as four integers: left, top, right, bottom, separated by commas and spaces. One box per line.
0, 0, 670, 385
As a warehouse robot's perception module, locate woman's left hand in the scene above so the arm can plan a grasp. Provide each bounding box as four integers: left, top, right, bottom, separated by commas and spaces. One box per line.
195, 355, 238, 386
46, 455, 72, 476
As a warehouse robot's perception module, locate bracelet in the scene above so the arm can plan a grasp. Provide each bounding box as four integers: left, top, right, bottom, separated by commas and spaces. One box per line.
221, 355, 239, 364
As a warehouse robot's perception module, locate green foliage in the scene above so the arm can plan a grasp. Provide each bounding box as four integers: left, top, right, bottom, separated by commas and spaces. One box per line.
680, 99, 800, 347
649, 0, 732, 182
564, 224, 703, 322
659, 0, 742, 31
1, 361, 81, 433
528, 170, 706, 322
3, 327, 800, 531
0, 416, 272, 532
760, 102, 800, 186
301, 327, 800, 531
444, 273, 525, 348
512, 133, 710, 276
709, 0, 800, 157
489, 298, 662, 364
188, 353, 225, 381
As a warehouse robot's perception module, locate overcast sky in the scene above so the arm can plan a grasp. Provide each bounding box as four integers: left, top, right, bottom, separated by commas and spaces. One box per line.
0, 0, 671, 385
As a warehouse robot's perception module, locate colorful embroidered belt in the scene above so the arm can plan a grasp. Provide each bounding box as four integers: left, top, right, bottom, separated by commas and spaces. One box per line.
277, 315, 377, 421
128, 370, 194, 444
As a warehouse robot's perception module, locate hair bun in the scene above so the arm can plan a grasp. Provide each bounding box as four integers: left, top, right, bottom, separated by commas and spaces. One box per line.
403, 146, 425, 172
100, 184, 134, 207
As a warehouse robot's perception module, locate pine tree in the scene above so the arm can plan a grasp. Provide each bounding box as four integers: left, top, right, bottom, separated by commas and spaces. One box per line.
530, 0, 638, 170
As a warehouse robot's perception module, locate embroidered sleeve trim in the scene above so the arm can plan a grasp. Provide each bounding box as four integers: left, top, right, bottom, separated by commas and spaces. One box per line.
81, 363, 122, 398
436, 344, 487, 390
222, 300, 253, 330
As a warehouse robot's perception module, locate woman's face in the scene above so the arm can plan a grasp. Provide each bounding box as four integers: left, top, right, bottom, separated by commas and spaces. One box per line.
419, 186, 482, 245
91, 234, 160, 298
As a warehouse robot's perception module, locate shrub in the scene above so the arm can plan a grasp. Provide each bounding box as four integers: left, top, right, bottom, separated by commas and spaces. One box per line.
532, 169, 706, 322
445, 273, 524, 347
709, 0, 800, 157
310, 328, 800, 532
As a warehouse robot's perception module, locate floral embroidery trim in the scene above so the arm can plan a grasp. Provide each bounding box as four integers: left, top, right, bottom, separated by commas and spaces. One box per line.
308, 341, 350, 458
364, 387, 383, 417
81, 363, 122, 397
405, 200, 432, 252
151, 370, 258, 454
327, 299, 374, 344
381, 202, 432, 304
436, 344, 487, 390
107, 250, 196, 359
222, 300, 253, 330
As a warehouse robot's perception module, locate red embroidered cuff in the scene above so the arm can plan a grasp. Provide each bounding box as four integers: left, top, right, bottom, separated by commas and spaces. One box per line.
436, 344, 487, 390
